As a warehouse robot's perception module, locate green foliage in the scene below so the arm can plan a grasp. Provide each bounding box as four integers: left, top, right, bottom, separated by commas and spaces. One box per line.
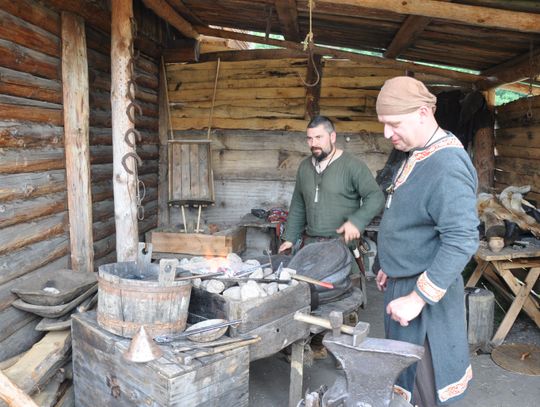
495, 89, 525, 106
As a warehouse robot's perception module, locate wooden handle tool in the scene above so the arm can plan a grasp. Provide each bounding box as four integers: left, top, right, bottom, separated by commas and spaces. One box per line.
294, 312, 354, 335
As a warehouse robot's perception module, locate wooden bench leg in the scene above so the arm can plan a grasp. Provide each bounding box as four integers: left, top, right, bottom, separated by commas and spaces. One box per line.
466, 260, 488, 287
289, 340, 304, 407
491, 267, 540, 346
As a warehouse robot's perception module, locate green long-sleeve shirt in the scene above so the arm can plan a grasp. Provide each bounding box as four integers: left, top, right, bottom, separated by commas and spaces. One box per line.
283, 152, 384, 243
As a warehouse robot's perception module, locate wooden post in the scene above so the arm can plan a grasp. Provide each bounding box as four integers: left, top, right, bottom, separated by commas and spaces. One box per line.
61, 12, 94, 273
475, 89, 496, 192
304, 53, 323, 120
157, 59, 170, 227
111, 0, 139, 261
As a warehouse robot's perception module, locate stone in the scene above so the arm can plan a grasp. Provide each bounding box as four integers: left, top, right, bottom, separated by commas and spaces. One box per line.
206, 279, 225, 294
223, 286, 241, 301
241, 280, 260, 301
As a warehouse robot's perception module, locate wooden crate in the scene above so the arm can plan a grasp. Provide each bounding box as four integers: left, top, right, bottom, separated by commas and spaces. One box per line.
189, 283, 311, 361
72, 312, 249, 407
146, 226, 246, 256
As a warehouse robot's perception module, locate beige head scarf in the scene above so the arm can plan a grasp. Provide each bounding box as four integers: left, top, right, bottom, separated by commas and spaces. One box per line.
376, 76, 437, 116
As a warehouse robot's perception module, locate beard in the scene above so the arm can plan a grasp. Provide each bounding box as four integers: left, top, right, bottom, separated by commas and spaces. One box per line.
311, 146, 331, 162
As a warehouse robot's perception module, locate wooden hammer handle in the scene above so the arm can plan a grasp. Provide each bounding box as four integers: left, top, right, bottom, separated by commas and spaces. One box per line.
294, 312, 354, 334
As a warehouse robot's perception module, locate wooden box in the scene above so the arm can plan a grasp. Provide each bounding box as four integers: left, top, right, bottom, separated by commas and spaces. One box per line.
189, 283, 311, 361
72, 312, 249, 407
146, 226, 246, 257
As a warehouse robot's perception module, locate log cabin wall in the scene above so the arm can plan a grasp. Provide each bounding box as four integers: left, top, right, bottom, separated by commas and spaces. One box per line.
494, 95, 540, 204
0, 0, 162, 361
166, 57, 462, 232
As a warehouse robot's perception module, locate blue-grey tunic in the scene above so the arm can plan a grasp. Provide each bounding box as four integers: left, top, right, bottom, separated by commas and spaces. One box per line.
378, 134, 479, 405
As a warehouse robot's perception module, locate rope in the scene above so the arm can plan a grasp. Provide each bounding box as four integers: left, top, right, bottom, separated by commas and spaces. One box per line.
299, 0, 320, 88
207, 58, 221, 139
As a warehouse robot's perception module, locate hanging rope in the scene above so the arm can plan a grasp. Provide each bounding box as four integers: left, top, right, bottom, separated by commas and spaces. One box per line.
207, 58, 221, 139
299, 0, 320, 88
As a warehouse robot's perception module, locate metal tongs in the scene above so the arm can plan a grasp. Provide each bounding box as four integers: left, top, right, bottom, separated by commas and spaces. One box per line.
154, 319, 242, 344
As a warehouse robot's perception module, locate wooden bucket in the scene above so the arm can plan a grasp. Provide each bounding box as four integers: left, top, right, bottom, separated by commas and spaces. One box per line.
97, 262, 191, 338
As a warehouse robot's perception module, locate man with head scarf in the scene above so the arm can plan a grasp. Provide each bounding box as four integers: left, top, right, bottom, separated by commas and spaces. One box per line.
375, 77, 479, 406
279, 115, 384, 260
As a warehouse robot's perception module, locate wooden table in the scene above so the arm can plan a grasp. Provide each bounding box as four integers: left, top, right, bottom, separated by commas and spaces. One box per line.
466, 239, 540, 346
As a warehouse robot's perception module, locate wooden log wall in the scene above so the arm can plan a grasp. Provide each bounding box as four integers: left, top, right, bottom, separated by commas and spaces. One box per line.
165, 55, 464, 231
494, 95, 540, 204
0, 0, 162, 362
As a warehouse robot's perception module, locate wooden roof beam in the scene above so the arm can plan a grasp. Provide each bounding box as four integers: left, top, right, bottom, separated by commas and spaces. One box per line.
195, 26, 482, 83
384, 15, 431, 59
164, 0, 205, 26
275, 0, 301, 43
142, 0, 199, 39
476, 49, 540, 90
321, 0, 540, 33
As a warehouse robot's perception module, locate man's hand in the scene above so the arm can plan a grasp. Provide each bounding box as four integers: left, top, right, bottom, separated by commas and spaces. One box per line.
278, 241, 293, 253
336, 221, 361, 243
376, 269, 387, 291
386, 291, 426, 327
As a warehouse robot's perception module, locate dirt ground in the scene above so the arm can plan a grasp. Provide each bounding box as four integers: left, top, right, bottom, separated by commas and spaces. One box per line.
249, 279, 540, 407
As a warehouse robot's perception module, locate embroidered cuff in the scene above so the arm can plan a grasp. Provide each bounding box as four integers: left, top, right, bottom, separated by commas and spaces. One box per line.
415, 271, 446, 304
437, 365, 473, 402
393, 385, 412, 403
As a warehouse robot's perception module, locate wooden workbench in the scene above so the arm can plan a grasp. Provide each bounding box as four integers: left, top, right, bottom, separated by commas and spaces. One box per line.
466, 239, 540, 346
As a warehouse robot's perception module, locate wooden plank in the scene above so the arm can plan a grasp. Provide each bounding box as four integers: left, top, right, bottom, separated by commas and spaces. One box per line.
495, 156, 540, 177
0, 9, 61, 58
0, 319, 43, 361
384, 15, 432, 59
0, 192, 66, 228
0, 212, 67, 256
180, 144, 191, 199
194, 26, 481, 83
322, 0, 540, 33
4, 331, 71, 394
0, 0, 60, 36
496, 125, 540, 148
0, 38, 59, 80
0, 148, 64, 175
32, 369, 65, 407
189, 143, 200, 198
275, 0, 301, 42
496, 145, 540, 161
0, 122, 63, 149
62, 11, 93, 273
0, 68, 62, 104
158, 60, 170, 227
0, 170, 65, 202
198, 143, 210, 199
148, 227, 246, 256
111, 0, 138, 262
0, 307, 36, 343
0, 103, 62, 126
141, 0, 199, 39
171, 117, 383, 133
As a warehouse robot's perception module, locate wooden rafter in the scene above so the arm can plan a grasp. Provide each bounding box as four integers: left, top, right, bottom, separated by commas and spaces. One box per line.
142, 0, 199, 39
165, 0, 204, 26
320, 0, 540, 33
275, 0, 301, 42
195, 25, 482, 83
477, 48, 540, 89
384, 15, 431, 59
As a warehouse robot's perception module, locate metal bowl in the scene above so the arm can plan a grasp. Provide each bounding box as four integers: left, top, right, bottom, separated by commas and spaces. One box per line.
185, 319, 228, 342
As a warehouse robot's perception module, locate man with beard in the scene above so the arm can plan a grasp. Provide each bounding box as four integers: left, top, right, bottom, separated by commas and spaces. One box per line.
278, 115, 384, 254
375, 77, 478, 406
